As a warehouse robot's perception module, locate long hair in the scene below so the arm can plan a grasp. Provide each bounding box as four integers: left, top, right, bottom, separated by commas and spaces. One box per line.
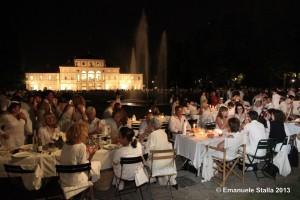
217, 106, 228, 119
119, 126, 137, 148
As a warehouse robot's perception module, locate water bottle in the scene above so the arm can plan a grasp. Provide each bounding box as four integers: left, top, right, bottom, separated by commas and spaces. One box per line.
182, 119, 187, 135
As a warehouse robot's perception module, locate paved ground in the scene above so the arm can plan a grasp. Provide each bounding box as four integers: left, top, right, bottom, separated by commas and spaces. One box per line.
94, 156, 300, 200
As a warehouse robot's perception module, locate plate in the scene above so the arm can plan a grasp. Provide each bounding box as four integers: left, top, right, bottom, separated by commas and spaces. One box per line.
12, 151, 33, 158
103, 144, 119, 150
19, 144, 33, 151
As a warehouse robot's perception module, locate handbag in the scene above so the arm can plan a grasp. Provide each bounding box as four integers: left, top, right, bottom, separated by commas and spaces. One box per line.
288, 145, 299, 167
263, 162, 279, 178
135, 166, 149, 187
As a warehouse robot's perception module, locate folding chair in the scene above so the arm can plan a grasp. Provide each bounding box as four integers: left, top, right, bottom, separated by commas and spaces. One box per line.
207, 144, 246, 187
116, 156, 146, 200
56, 163, 93, 200
4, 164, 44, 199
149, 149, 177, 199
246, 138, 276, 180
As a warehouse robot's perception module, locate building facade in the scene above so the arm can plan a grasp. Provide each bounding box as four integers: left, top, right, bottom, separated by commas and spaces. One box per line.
25, 58, 143, 90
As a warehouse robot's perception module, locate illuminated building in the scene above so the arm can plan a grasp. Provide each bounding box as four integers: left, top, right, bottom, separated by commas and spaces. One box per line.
25, 58, 143, 90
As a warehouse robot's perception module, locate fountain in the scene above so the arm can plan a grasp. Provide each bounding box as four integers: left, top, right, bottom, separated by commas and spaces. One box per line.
130, 47, 137, 73
157, 30, 168, 89
134, 11, 150, 88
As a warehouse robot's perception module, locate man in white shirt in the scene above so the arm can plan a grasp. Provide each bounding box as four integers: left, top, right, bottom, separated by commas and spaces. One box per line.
145, 118, 177, 186
242, 111, 268, 157
86, 106, 104, 135
169, 105, 191, 135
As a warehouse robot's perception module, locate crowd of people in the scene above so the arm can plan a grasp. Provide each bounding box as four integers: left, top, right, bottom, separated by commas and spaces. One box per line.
0, 87, 299, 193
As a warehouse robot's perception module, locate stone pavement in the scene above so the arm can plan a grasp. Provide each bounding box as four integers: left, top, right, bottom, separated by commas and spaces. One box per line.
94, 156, 300, 200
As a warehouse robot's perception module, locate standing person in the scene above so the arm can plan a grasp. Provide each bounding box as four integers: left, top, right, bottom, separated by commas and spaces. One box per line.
115, 90, 121, 104
103, 101, 115, 119
210, 91, 219, 106
200, 91, 208, 107
171, 97, 180, 116
0, 101, 27, 150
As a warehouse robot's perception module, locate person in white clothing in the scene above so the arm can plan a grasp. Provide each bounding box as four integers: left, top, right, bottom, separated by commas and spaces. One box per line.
112, 127, 144, 189
38, 112, 61, 146
60, 122, 98, 187
138, 111, 154, 142
272, 90, 281, 109
86, 106, 104, 135
211, 117, 245, 160
242, 111, 268, 157
145, 118, 177, 186
0, 101, 26, 150
252, 99, 264, 116
169, 105, 191, 135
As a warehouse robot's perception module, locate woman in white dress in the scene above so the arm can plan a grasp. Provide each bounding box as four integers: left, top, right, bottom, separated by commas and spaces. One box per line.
113, 127, 143, 189
0, 101, 26, 150
60, 122, 98, 187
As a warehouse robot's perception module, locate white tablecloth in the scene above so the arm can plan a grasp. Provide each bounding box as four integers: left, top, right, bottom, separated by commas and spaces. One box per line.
0, 147, 115, 190
285, 123, 300, 136
174, 134, 223, 169
92, 149, 114, 170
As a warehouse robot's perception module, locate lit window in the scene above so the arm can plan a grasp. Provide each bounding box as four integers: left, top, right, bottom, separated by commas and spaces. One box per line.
96, 71, 101, 80
40, 76, 43, 80
88, 71, 94, 80
48, 75, 51, 80
81, 71, 87, 80
30, 76, 33, 80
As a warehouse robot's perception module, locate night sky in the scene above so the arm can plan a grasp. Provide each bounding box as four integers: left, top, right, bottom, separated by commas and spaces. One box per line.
1, 0, 300, 88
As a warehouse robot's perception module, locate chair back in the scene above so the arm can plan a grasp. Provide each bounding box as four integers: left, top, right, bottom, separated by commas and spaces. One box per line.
131, 122, 140, 131
56, 163, 91, 174
161, 122, 169, 130
254, 138, 276, 158
119, 156, 144, 181
120, 156, 143, 165
150, 149, 177, 177
3, 164, 36, 193
4, 164, 35, 175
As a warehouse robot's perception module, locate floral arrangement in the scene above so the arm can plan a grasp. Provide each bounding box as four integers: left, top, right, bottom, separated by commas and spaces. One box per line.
52, 131, 66, 142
